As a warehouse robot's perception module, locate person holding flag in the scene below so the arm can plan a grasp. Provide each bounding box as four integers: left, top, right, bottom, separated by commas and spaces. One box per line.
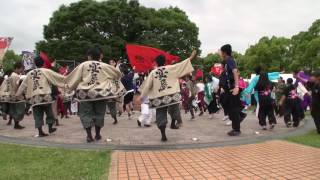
139, 50, 197, 142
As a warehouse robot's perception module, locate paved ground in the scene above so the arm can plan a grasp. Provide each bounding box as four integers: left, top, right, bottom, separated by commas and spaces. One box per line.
0, 109, 304, 147
109, 140, 320, 180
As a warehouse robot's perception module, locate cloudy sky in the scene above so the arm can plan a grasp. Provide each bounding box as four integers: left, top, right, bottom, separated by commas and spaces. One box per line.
1, 0, 320, 56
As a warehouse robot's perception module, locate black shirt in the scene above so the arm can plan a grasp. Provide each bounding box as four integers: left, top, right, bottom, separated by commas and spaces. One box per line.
220, 57, 237, 90
307, 82, 320, 110
283, 85, 298, 99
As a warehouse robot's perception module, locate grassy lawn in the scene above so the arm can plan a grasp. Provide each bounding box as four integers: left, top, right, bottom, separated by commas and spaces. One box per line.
0, 143, 111, 180
286, 130, 320, 148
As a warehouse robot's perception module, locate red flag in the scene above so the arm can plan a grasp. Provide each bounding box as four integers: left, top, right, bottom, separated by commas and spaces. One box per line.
39, 52, 52, 69
195, 69, 203, 79
126, 44, 180, 73
211, 63, 224, 76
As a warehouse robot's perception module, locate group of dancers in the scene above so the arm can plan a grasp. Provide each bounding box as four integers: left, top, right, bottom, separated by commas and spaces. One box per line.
0, 44, 320, 142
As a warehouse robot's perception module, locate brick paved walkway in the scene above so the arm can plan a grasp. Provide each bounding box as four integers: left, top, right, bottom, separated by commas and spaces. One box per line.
109, 140, 320, 180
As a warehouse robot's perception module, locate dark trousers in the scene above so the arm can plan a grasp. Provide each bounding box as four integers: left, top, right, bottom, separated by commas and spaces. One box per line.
258, 104, 276, 126
63, 101, 71, 116
78, 100, 107, 129
284, 100, 300, 127
156, 104, 182, 128
219, 93, 228, 116
33, 104, 55, 128
312, 110, 320, 133
207, 97, 219, 114
107, 101, 117, 120
223, 92, 241, 132
187, 96, 195, 117
9, 102, 26, 122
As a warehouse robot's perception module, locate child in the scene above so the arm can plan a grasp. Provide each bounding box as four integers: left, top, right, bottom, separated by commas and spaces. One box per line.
16, 56, 66, 137
307, 71, 320, 133
70, 98, 78, 115
279, 78, 301, 127
65, 46, 125, 143
140, 50, 197, 141
205, 75, 219, 118
8, 62, 26, 129
137, 96, 153, 128
181, 82, 190, 113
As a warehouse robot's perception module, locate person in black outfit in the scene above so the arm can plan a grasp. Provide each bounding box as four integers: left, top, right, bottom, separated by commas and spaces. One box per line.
280, 78, 301, 127
307, 71, 320, 133
255, 72, 277, 130
219, 44, 243, 136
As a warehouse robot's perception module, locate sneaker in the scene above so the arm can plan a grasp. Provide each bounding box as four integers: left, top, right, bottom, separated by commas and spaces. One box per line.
270, 124, 275, 130
222, 116, 229, 121
144, 124, 151, 128
14, 124, 25, 130
87, 136, 94, 143
137, 120, 141, 127
262, 126, 267, 131
240, 113, 247, 122
286, 122, 292, 128
227, 130, 241, 136
176, 123, 183, 128
226, 120, 232, 126
39, 132, 48, 137
95, 134, 102, 141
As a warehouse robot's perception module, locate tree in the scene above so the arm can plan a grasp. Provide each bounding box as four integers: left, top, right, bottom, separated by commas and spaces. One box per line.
202, 53, 220, 75
290, 19, 320, 71
36, 0, 201, 62
2, 50, 22, 73
243, 36, 290, 75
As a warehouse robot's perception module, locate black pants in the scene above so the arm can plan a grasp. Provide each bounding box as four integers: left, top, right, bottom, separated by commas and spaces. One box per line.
219, 93, 228, 116
223, 92, 241, 132
284, 100, 300, 127
156, 104, 182, 128
187, 96, 195, 117
207, 93, 219, 114
258, 104, 276, 126
312, 110, 320, 133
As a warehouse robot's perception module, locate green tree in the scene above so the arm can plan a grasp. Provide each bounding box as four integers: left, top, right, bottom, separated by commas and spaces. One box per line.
202, 53, 220, 75
2, 50, 22, 73
243, 36, 290, 75
290, 19, 320, 71
36, 0, 201, 62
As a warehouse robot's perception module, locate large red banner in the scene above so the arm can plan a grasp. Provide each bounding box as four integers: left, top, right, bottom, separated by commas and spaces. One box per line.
126, 44, 180, 73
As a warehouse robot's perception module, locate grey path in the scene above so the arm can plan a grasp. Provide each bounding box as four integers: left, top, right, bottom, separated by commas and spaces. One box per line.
0, 110, 314, 150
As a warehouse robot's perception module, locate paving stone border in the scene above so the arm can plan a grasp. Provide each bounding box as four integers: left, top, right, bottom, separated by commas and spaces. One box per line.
0, 118, 313, 151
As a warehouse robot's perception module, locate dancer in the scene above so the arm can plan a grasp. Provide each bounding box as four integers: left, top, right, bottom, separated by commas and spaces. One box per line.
121, 67, 135, 119
137, 95, 153, 128
196, 78, 206, 116
307, 71, 320, 133
0, 74, 13, 124
65, 46, 125, 142
8, 62, 26, 129
204, 75, 219, 118
279, 78, 301, 127
140, 50, 197, 141
254, 72, 277, 130
16, 56, 65, 137
185, 75, 196, 119
219, 44, 243, 136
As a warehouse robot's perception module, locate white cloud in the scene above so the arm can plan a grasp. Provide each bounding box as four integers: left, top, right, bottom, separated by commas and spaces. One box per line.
1, 0, 320, 56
